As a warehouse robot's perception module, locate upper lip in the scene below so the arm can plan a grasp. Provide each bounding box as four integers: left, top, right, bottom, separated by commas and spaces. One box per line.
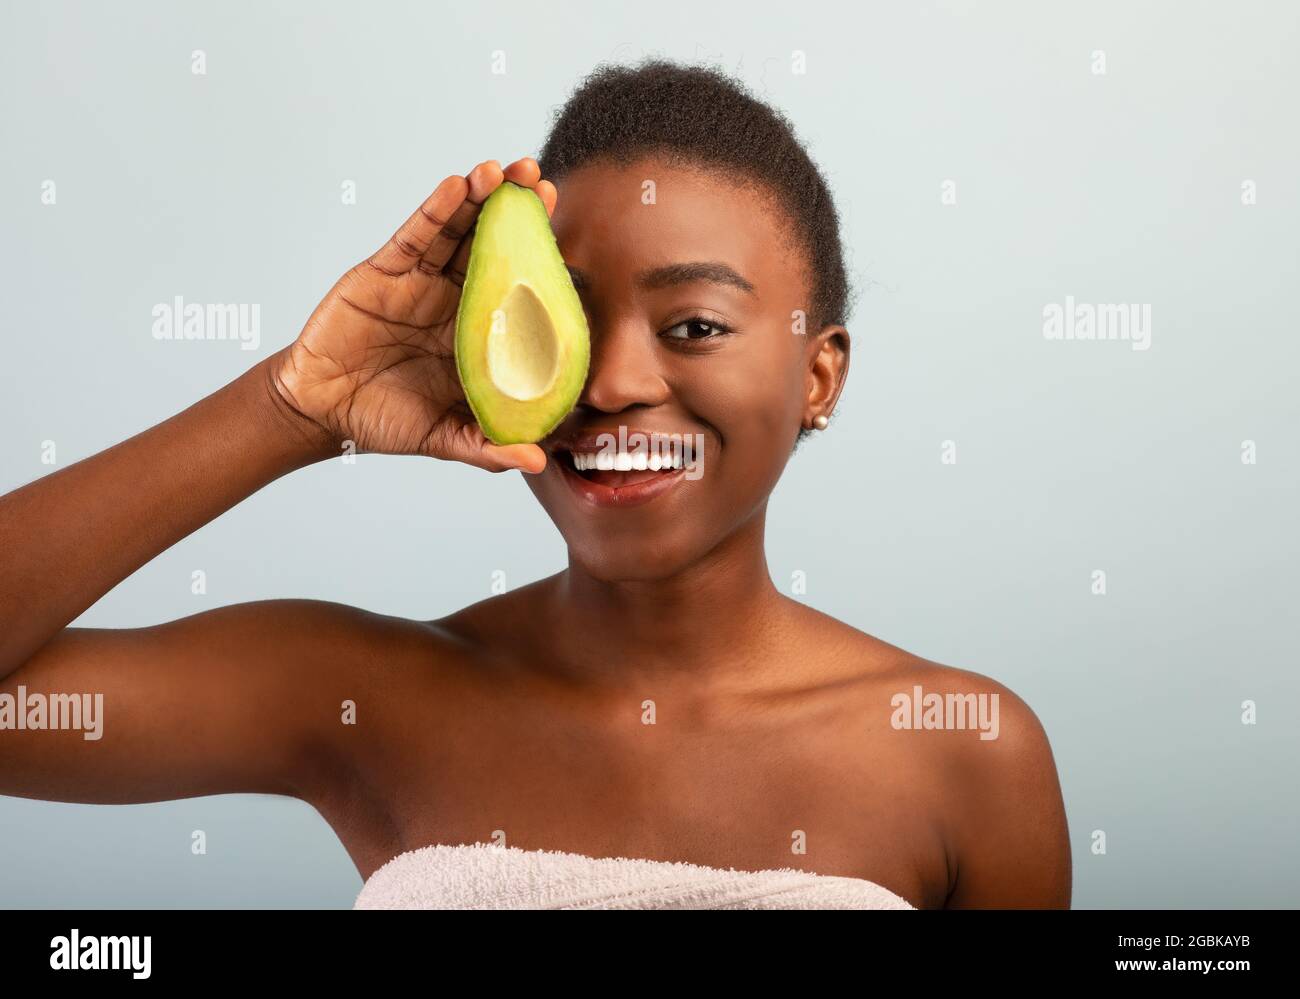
546, 429, 692, 454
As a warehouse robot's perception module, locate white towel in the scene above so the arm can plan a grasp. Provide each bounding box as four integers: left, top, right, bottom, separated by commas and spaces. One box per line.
354, 842, 916, 910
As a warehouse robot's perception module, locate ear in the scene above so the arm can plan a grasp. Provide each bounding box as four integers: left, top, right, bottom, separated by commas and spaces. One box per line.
802, 324, 850, 428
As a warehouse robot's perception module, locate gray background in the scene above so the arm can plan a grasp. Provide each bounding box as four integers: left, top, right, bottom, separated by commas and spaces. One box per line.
2, 0, 1296, 908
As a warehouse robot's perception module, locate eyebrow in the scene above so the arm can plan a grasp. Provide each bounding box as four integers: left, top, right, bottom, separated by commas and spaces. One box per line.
566, 261, 756, 296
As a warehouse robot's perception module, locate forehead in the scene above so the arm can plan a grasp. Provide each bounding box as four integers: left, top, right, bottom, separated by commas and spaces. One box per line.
549, 158, 804, 296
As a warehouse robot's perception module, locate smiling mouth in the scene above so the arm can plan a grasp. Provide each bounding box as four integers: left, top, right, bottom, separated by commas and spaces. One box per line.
551, 437, 696, 508
564, 447, 688, 488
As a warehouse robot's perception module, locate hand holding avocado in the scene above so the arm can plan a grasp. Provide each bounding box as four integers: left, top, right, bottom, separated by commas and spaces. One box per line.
271, 158, 557, 474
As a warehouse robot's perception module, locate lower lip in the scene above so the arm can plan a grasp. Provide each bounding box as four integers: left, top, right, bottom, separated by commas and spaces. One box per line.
555, 458, 689, 509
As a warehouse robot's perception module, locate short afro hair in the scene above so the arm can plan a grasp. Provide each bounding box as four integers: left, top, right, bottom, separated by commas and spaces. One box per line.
538, 59, 852, 444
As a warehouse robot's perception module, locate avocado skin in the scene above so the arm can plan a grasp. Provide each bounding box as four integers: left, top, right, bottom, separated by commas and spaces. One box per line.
454, 181, 590, 445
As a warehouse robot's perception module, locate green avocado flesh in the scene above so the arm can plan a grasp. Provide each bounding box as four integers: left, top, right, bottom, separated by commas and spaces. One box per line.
454, 181, 590, 445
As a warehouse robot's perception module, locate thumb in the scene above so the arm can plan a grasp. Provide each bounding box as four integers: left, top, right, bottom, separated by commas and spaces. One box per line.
477, 441, 548, 474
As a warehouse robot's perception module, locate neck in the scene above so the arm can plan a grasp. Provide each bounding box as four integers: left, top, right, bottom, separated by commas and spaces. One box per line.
540, 507, 795, 695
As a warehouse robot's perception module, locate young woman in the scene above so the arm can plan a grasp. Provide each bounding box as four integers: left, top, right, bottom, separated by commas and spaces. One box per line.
0, 61, 1070, 909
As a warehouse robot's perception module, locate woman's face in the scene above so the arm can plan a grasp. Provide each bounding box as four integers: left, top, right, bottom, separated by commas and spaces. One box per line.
528, 157, 846, 581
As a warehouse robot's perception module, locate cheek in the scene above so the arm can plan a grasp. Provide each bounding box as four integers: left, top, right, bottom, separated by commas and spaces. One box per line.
685, 329, 805, 447
678, 331, 804, 500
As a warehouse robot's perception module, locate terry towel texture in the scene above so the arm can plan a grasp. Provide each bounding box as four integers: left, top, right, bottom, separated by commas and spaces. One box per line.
354, 842, 916, 910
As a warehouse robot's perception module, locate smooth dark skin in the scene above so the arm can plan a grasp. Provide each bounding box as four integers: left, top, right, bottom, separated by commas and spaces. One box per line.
0, 156, 1071, 909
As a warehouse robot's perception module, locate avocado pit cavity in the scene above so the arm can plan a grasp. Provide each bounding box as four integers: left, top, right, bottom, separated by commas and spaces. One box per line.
486, 283, 560, 402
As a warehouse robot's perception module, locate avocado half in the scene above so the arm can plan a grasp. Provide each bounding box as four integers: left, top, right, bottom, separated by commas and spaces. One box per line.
454, 181, 590, 445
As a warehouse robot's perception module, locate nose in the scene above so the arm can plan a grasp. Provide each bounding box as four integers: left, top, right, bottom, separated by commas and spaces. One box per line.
578, 319, 670, 416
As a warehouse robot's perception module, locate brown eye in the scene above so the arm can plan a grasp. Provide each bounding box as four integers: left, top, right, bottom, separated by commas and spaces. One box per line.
663, 319, 726, 340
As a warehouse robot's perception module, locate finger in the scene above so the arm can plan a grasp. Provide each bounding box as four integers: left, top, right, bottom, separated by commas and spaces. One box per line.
445, 165, 553, 286
368, 173, 469, 275
502, 157, 541, 188
535, 179, 557, 219
417, 159, 504, 275
445, 228, 474, 287
482, 442, 548, 474
450, 438, 548, 474
425, 410, 549, 473
443, 162, 558, 285
500, 159, 555, 217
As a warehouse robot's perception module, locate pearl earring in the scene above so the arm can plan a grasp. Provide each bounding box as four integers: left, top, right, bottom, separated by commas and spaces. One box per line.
812, 415, 829, 430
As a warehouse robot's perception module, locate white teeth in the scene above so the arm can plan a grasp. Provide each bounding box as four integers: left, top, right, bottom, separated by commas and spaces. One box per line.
568, 447, 690, 471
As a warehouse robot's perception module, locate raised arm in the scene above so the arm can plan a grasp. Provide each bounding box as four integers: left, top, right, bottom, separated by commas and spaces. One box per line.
0, 157, 555, 804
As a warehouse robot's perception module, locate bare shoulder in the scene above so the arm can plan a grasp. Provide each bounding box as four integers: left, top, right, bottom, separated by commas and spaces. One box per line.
801, 609, 1071, 908
138, 596, 473, 737
217, 598, 488, 806
165, 597, 462, 685
892, 653, 1072, 909
241, 596, 485, 697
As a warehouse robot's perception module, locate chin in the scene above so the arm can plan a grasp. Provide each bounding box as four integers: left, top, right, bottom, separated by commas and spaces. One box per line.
561, 533, 705, 583
527, 464, 700, 579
